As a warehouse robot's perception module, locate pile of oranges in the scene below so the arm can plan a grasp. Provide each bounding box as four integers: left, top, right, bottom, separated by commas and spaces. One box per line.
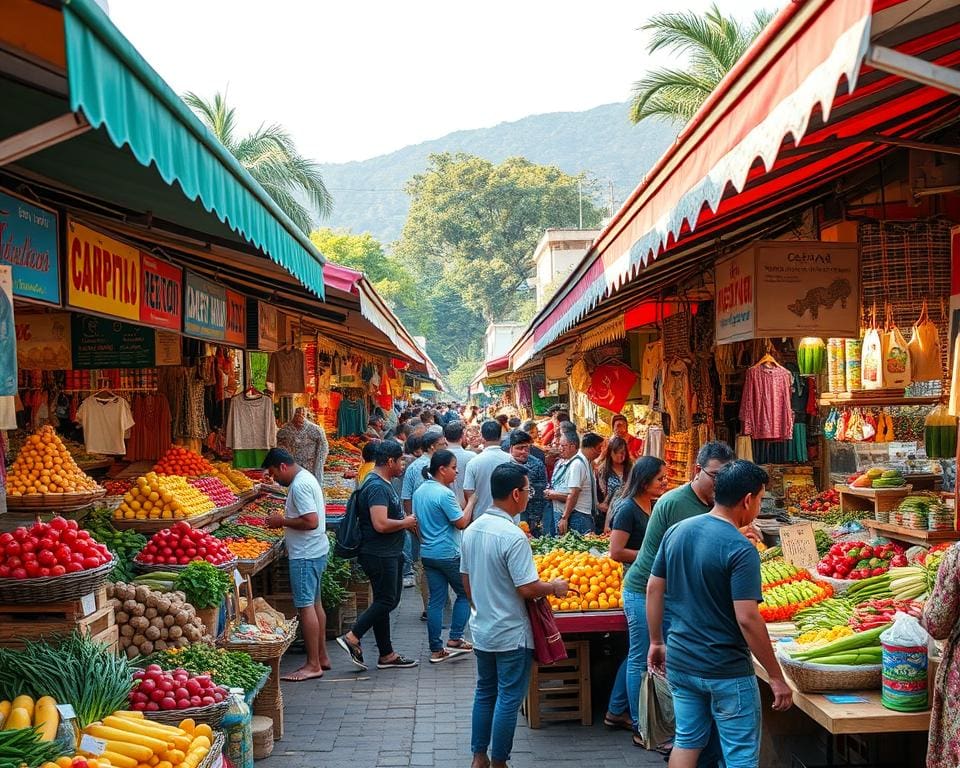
7, 426, 100, 495
534, 550, 624, 612
153, 446, 214, 476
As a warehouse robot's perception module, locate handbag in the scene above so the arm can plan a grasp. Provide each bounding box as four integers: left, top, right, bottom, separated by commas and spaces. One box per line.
526, 596, 568, 665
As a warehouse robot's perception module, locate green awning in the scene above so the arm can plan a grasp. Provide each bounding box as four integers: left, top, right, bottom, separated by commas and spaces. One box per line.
60, 0, 325, 298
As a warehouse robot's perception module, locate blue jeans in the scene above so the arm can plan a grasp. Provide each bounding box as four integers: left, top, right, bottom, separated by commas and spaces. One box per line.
608, 587, 660, 727
553, 509, 594, 535
422, 556, 470, 652
402, 531, 419, 577
471, 647, 533, 762
667, 669, 760, 768
289, 556, 327, 609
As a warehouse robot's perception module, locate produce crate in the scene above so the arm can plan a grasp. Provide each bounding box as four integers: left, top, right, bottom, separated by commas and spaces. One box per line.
522, 640, 591, 729
0, 586, 117, 649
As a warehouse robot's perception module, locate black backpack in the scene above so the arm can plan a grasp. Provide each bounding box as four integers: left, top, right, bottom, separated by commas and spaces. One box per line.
334, 477, 369, 559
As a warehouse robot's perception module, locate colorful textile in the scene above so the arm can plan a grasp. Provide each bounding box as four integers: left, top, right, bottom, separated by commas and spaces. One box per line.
739, 364, 794, 440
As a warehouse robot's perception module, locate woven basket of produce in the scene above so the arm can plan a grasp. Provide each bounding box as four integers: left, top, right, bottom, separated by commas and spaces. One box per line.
219, 619, 299, 662
0, 557, 115, 603
144, 700, 230, 729
135, 558, 238, 574
779, 652, 882, 692
6, 488, 107, 513
198, 732, 225, 768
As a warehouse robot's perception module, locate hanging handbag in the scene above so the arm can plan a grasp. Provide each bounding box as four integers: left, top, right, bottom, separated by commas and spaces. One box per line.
908, 300, 942, 381
526, 596, 568, 665
882, 304, 912, 388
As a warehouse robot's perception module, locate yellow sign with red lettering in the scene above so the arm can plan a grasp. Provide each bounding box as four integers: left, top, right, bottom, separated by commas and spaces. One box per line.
66, 219, 140, 321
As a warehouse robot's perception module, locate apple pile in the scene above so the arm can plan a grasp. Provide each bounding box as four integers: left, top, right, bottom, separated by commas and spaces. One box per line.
797, 488, 841, 518
134, 522, 235, 567
129, 665, 228, 711
0, 517, 111, 579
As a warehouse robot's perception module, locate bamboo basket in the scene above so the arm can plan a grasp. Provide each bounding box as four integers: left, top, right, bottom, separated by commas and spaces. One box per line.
144, 700, 229, 729
5, 488, 107, 513
134, 557, 239, 574
779, 651, 882, 692
218, 619, 298, 662
0, 558, 115, 603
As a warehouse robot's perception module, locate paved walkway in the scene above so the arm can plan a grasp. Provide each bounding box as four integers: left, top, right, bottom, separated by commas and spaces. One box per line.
260, 587, 665, 768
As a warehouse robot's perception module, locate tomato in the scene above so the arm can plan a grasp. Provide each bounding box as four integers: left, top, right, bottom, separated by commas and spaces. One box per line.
871, 567, 885, 576
60, 529, 78, 546
66, 519, 78, 531
10, 567, 26, 580
49, 517, 68, 531
24, 562, 41, 578
39, 567, 50, 577
4, 542, 20, 557
20, 540, 36, 555
65, 562, 83, 573
51, 565, 66, 576
37, 551, 56, 567
11, 528, 26, 542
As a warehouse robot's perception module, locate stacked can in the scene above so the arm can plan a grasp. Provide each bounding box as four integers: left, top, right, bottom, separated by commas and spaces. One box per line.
827, 338, 846, 393
845, 337, 863, 392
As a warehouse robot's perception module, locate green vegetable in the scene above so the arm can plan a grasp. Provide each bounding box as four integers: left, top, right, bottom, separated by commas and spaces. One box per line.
84, 508, 147, 583
0, 726, 69, 768
0, 631, 133, 728
322, 532, 351, 611
174, 562, 232, 609
792, 624, 891, 661
812, 648, 881, 665
144, 645, 268, 692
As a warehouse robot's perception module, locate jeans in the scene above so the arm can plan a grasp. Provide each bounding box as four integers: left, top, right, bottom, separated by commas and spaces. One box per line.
553, 509, 594, 535
289, 556, 327, 609
471, 648, 533, 762
667, 669, 761, 768
608, 588, 658, 727
422, 556, 470, 652
402, 531, 419, 577
351, 554, 403, 657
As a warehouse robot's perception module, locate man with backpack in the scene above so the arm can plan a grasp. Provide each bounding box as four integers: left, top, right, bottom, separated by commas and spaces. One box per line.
336, 440, 420, 670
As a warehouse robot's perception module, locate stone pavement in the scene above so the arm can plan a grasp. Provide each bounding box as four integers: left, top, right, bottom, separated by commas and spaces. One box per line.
260, 587, 666, 768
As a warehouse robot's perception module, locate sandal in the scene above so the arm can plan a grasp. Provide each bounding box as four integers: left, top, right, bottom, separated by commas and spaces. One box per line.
446, 640, 473, 655
429, 650, 452, 664
335, 635, 367, 671
603, 713, 633, 731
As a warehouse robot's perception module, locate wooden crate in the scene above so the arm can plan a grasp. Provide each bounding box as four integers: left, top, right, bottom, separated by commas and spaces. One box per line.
522, 640, 591, 729
0, 587, 117, 649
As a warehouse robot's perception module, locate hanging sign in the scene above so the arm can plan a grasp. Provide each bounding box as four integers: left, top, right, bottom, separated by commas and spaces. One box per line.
0, 190, 60, 305
225, 290, 246, 347
257, 302, 279, 352
0, 266, 16, 396
778, 522, 820, 568
155, 331, 181, 366
66, 219, 140, 321
16, 312, 72, 370
586, 363, 637, 414
716, 241, 860, 343
140, 254, 182, 331
183, 271, 226, 341
70, 313, 155, 369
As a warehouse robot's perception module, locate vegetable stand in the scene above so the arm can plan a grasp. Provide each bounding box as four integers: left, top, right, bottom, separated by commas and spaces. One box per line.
835, 485, 911, 521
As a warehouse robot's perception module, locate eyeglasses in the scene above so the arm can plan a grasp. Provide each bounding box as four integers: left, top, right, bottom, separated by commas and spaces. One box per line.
517, 487, 531, 495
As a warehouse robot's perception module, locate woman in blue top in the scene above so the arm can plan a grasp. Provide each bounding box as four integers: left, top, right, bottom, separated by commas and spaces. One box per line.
413, 449, 476, 663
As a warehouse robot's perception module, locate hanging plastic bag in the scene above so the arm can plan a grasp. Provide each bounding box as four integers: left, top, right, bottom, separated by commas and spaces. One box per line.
908, 300, 942, 382
861, 320, 885, 390
823, 408, 839, 440
883, 304, 912, 388
636, 672, 675, 750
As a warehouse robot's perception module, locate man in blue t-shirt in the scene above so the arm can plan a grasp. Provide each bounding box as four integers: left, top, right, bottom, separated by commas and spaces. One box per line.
647, 460, 792, 768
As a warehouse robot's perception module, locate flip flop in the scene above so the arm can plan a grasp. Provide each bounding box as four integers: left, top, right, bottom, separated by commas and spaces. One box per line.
429, 650, 452, 664
281, 669, 324, 682
446, 640, 473, 655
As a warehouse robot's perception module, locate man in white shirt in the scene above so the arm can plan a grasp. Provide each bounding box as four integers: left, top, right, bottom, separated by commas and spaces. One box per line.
444, 420, 475, 507
463, 420, 512, 517
545, 431, 603, 535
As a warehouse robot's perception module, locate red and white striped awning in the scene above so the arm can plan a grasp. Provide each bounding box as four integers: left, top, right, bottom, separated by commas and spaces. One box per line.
513, 0, 960, 369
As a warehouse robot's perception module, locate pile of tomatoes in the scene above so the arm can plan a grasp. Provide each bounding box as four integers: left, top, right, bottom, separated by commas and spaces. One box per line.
135, 522, 234, 567
816, 540, 906, 580
129, 665, 228, 711
0, 517, 112, 579
153, 446, 214, 476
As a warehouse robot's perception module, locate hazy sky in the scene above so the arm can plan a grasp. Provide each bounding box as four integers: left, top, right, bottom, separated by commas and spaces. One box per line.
108, 1, 778, 165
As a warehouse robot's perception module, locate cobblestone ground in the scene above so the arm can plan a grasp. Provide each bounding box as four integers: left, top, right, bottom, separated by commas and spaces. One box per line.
260, 587, 665, 768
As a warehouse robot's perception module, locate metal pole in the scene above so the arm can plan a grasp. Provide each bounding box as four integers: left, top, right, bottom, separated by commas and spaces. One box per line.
578, 178, 583, 229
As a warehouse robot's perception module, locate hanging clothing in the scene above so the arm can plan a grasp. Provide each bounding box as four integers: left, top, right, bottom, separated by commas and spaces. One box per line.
226, 394, 277, 450
740, 364, 795, 441
640, 341, 663, 397
336, 396, 368, 437
124, 394, 173, 462
664, 359, 692, 433
76, 395, 135, 455
267, 348, 306, 394
276, 420, 329, 478
643, 426, 664, 459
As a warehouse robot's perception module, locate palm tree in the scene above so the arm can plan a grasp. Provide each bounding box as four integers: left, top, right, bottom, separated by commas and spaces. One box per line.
630, 4, 774, 125
183, 91, 332, 232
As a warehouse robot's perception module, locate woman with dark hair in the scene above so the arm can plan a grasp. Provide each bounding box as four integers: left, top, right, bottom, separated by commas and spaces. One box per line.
598, 436, 633, 532
604, 456, 668, 737
412, 449, 475, 663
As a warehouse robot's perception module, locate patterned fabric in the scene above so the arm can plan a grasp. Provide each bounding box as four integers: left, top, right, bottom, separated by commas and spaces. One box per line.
739, 364, 794, 440
923, 544, 960, 768
277, 420, 329, 478
515, 455, 549, 535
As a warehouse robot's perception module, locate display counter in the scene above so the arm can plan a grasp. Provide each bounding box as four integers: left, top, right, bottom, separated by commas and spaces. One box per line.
555, 610, 627, 634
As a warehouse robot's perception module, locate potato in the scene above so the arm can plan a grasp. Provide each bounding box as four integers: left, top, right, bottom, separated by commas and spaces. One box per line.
135, 586, 152, 604
130, 603, 146, 617
145, 626, 161, 641
174, 637, 189, 648
168, 625, 183, 639
125, 645, 139, 660
157, 597, 172, 615
150, 616, 164, 629
116, 611, 130, 625
119, 635, 131, 649
183, 625, 202, 642
120, 624, 135, 638
144, 607, 158, 620
162, 615, 176, 628
154, 639, 168, 651
139, 640, 154, 655
122, 599, 138, 614
132, 633, 145, 647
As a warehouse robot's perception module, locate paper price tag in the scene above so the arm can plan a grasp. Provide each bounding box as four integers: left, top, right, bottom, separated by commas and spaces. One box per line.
80, 592, 97, 617
233, 569, 244, 587
80, 735, 107, 756
55, 703, 76, 720
778, 522, 820, 568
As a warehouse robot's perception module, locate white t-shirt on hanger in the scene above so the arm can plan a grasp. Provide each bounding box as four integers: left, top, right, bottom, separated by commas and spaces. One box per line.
77, 395, 135, 455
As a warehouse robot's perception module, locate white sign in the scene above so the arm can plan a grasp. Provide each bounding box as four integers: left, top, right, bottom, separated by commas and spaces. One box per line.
80, 735, 107, 756
779, 523, 820, 568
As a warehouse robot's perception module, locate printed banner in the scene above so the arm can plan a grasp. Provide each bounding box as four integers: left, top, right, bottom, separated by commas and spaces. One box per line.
0, 267, 16, 395
140, 254, 182, 331
257, 302, 279, 351
70, 313, 155, 369
155, 331, 182, 366
183, 271, 226, 341
225, 289, 246, 347
715, 248, 755, 344
16, 312, 72, 370
0, 190, 60, 304
66, 219, 140, 321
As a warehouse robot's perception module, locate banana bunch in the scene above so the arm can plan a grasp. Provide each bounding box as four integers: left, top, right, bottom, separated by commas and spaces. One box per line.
888, 565, 935, 601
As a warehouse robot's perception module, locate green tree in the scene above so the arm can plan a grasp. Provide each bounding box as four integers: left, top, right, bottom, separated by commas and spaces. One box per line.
396, 153, 605, 324
184, 91, 332, 233
308, 228, 415, 306
445, 357, 486, 400
630, 4, 774, 124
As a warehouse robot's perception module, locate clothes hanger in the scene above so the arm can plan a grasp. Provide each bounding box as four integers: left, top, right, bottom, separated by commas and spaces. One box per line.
753, 353, 785, 369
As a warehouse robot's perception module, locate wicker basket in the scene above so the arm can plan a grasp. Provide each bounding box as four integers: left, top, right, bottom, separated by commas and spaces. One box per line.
779, 651, 882, 692
113, 500, 241, 533
198, 732, 225, 768
144, 699, 230, 729
218, 619, 298, 662
134, 557, 239, 574
0, 557, 115, 603
6, 488, 107, 513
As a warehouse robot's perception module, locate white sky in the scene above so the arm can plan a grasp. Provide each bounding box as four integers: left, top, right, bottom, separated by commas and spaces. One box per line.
108, 0, 778, 164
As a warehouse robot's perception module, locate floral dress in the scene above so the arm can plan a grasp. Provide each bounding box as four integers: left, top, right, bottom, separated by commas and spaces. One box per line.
276, 421, 329, 480
921, 544, 960, 768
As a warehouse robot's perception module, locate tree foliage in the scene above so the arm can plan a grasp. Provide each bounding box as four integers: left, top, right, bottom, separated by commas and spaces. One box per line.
630, 4, 774, 124
308, 228, 415, 306
184, 91, 332, 233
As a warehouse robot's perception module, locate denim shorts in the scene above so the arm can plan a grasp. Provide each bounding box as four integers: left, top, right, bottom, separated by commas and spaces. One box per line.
290, 556, 327, 609
666, 669, 761, 768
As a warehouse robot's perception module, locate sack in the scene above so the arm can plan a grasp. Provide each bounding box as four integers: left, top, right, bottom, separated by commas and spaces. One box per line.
333, 478, 369, 559
883, 323, 912, 388
908, 301, 942, 382
861, 327, 885, 390
636, 671, 675, 750
526, 597, 568, 665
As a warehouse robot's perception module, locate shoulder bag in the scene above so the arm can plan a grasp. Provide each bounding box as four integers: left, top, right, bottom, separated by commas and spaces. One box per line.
527, 596, 568, 665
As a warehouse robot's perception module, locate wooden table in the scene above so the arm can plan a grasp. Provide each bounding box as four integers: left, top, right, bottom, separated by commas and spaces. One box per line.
862, 520, 960, 547
836, 485, 911, 520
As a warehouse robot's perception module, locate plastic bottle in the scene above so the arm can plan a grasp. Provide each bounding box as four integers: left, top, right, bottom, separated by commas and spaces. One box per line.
221, 687, 253, 768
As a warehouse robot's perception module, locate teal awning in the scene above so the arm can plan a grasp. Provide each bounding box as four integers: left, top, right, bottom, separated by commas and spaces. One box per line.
58, 0, 325, 298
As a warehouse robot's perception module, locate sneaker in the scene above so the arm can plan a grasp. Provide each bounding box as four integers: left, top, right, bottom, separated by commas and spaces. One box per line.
403, 576, 416, 588
336, 635, 367, 671
377, 655, 419, 669
420, 611, 427, 622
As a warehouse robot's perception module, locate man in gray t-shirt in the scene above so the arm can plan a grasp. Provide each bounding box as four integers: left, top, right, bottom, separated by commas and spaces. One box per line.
461, 464, 567, 768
